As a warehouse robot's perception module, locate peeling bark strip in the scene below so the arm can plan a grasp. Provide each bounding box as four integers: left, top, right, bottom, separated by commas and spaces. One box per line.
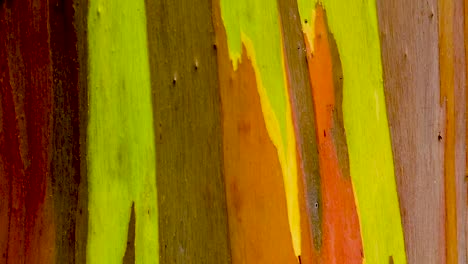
298, 0, 407, 263
145, 0, 231, 263
213, 1, 298, 262
276, 0, 321, 257
86, 0, 159, 263
218, 0, 306, 257
304, 5, 363, 263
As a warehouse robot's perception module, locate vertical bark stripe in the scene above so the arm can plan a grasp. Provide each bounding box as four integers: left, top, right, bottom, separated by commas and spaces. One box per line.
219, 0, 304, 255
87, 0, 159, 263
297, 0, 407, 262
438, 0, 458, 262
0, 1, 55, 262
305, 5, 363, 263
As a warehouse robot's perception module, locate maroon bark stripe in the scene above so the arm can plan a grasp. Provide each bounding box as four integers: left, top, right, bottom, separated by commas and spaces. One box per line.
0, 0, 55, 260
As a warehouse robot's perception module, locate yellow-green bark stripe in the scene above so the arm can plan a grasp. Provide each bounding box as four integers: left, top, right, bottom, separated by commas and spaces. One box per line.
87, 0, 158, 263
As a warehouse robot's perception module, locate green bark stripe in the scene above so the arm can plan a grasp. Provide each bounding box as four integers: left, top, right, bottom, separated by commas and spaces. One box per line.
297, 0, 407, 263
87, 0, 159, 263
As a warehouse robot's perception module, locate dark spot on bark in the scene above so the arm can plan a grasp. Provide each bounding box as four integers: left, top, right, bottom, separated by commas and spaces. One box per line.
389, 255, 394, 264
213, 44, 217, 50
438, 133, 442, 141
323, 130, 326, 137
304, 19, 308, 24
298, 255, 302, 263
123, 203, 136, 263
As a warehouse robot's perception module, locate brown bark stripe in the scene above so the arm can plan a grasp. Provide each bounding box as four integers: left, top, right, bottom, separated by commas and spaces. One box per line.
145, 0, 231, 262
277, 0, 322, 256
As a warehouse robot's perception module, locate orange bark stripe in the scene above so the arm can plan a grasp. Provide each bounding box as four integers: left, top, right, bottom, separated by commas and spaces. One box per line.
213, 3, 298, 262
438, 0, 458, 262
304, 6, 363, 263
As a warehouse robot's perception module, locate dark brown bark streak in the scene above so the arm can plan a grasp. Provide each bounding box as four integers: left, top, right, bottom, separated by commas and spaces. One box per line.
74, 0, 89, 262
145, 0, 231, 262
123, 203, 136, 264
50, 0, 85, 262
277, 0, 322, 253
327, 26, 350, 182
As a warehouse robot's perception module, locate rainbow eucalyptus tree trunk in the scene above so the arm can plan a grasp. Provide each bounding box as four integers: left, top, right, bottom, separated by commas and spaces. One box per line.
0, 0, 466, 263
